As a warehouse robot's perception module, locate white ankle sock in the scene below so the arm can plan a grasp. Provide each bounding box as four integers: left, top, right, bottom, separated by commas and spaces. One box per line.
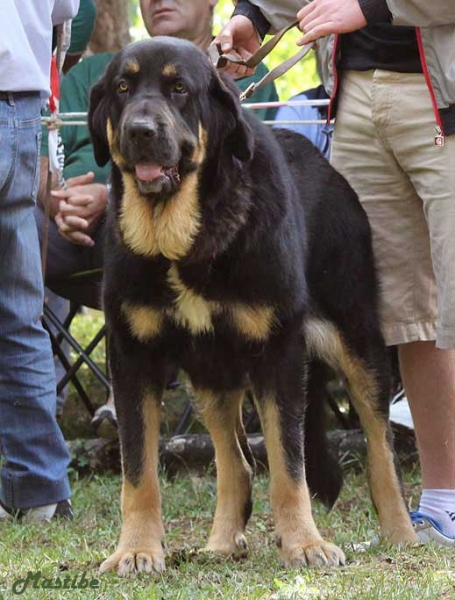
418, 489, 455, 537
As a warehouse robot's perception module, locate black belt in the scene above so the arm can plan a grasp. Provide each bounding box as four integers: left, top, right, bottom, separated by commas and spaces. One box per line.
0, 91, 40, 99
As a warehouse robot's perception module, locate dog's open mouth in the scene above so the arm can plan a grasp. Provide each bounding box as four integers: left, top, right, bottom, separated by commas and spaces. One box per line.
135, 162, 180, 195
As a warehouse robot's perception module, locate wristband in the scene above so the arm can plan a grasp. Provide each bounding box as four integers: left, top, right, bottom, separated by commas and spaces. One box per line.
232, 0, 271, 40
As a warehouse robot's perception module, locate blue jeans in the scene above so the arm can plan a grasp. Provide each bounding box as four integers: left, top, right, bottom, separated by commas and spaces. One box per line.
0, 92, 71, 509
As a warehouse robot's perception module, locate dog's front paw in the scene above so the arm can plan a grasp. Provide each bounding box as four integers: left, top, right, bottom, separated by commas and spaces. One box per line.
382, 523, 419, 545
100, 547, 166, 576
203, 531, 249, 558
279, 541, 345, 568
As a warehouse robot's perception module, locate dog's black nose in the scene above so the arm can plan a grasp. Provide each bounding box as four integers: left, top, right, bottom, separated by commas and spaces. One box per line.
128, 120, 157, 144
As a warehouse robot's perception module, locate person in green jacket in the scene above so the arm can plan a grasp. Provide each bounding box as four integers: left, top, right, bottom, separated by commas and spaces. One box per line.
215, 0, 455, 548
62, 0, 97, 73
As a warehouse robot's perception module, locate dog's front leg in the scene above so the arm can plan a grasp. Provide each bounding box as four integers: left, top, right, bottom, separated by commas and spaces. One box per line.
100, 346, 166, 576
100, 394, 165, 576
195, 389, 255, 557
258, 396, 345, 567
253, 346, 346, 568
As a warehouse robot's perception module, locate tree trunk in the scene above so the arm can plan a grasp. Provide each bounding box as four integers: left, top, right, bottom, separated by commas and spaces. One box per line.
90, 0, 131, 53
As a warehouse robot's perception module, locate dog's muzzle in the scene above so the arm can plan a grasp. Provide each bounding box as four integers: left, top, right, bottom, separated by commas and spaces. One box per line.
121, 115, 183, 196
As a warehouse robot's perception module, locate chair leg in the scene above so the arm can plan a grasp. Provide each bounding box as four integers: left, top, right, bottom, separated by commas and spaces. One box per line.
42, 304, 110, 417
44, 321, 96, 416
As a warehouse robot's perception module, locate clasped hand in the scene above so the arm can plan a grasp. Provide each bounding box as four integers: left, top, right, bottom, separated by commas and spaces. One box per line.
53, 172, 107, 247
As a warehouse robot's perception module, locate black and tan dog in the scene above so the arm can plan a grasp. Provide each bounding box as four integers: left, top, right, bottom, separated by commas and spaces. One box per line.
88, 37, 417, 576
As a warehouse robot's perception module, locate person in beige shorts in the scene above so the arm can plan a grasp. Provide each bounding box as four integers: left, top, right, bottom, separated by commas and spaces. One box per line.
215, 0, 455, 545
329, 70, 455, 547
331, 70, 455, 349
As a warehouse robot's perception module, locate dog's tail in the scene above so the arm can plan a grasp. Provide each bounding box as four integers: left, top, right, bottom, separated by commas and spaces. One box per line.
304, 360, 343, 510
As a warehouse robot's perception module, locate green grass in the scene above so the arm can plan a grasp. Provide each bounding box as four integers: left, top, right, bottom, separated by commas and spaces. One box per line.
0, 467, 454, 600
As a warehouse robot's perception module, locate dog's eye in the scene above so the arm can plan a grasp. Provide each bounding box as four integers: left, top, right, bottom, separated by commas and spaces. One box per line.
172, 82, 187, 95
117, 80, 129, 94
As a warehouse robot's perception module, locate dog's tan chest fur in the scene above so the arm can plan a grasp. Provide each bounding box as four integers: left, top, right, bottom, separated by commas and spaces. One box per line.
118, 172, 202, 260
122, 264, 277, 341
108, 123, 208, 261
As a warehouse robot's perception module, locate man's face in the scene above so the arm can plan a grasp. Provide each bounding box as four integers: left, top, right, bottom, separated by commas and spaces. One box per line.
140, 0, 216, 40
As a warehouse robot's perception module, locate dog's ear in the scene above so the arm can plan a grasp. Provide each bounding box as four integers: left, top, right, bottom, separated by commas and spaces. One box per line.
209, 72, 254, 162
88, 76, 111, 167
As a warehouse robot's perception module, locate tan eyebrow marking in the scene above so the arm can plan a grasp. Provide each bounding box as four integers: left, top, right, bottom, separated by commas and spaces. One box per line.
162, 64, 178, 77
124, 59, 140, 74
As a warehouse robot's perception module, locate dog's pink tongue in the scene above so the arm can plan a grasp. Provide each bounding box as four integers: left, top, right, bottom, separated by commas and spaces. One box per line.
135, 163, 163, 181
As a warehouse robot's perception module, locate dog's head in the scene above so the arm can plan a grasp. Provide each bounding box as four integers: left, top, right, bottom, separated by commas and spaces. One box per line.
88, 37, 254, 203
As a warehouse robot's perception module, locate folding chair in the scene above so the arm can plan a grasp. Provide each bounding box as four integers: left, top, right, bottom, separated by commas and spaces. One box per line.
42, 268, 110, 417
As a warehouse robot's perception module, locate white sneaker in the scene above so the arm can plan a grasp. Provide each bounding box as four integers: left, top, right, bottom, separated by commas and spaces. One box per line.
411, 511, 455, 548
91, 402, 118, 440
0, 499, 73, 521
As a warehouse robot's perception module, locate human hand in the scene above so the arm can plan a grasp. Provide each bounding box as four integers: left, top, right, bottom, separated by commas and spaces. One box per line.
211, 15, 261, 79
53, 172, 108, 247
296, 0, 367, 45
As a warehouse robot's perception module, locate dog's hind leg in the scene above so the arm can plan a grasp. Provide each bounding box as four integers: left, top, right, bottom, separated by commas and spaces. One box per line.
100, 345, 167, 576
195, 389, 254, 556
252, 346, 346, 568
340, 348, 417, 544
235, 393, 257, 475
305, 318, 418, 544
